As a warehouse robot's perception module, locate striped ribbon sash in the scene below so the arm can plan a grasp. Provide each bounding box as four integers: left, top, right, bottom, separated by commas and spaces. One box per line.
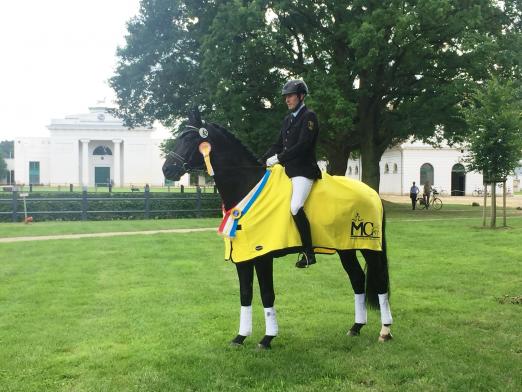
218, 170, 271, 238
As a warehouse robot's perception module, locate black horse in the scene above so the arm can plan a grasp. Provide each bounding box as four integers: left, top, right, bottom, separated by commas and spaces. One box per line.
162, 112, 393, 349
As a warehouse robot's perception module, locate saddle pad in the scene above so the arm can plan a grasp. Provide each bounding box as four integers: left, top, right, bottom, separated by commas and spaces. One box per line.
223, 164, 383, 262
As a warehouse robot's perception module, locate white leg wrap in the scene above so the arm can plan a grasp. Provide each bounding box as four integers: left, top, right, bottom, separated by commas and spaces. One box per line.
264, 307, 278, 336
238, 306, 252, 336
354, 293, 367, 324
378, 293, 393, 325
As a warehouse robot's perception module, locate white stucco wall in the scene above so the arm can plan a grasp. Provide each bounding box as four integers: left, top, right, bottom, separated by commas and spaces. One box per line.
379, 149, 402, 194
14, 138, 51, 185
345, 142, 515, 196
345, 156, 362, 181
50, 138, 80, 185
5, 158, 14, 172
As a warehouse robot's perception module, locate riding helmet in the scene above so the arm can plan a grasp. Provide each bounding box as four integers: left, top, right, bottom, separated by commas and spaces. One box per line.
281, 79, 308, 96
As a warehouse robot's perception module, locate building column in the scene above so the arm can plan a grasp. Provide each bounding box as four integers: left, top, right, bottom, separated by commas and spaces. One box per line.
80, 139, 90, 187
113, 139, 122, 187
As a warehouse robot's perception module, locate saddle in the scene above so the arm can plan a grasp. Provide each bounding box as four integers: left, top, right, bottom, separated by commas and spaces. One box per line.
222, 164, 383, 263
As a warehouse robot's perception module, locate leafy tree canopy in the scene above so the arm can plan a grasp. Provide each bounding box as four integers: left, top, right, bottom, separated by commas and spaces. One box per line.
0, 150, 7, 180
111, 0, 522, 189
463, 77, 522, 181
0, 141, 13, 180
0, 140, 14, 158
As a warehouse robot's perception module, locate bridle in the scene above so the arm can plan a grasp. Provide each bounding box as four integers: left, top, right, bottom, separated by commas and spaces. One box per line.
166, 124, 265, 174
166, 126, 202, 171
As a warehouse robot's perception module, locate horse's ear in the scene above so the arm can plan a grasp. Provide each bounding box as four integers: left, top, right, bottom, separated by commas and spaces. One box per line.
188, 106, 202, 127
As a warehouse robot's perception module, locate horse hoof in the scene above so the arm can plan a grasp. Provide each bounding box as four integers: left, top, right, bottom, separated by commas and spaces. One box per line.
347, 323, 364, 336
230, 334, 247, 347
378, 333, 393, 342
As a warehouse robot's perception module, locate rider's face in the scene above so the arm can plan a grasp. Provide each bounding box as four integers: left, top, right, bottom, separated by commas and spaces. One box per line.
285, 93, 302, 111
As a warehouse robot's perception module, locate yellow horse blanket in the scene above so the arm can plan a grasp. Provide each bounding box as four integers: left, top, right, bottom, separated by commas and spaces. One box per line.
223, 164, 383, 263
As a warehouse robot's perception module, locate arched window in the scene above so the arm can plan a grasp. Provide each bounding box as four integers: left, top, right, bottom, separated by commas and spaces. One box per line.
384, 163, 389, 174
93, 146, 113, 155
420, 163, 434, 186
355, 165, 359, 175
393, 163, 398, 174
348, 166, 352, 175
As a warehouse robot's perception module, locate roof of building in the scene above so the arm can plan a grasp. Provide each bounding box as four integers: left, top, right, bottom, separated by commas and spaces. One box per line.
47, 105, 154, 132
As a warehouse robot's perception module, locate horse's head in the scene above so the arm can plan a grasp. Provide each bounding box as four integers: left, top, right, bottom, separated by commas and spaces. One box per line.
162, 108, 209, 181
163, 107, 262, 186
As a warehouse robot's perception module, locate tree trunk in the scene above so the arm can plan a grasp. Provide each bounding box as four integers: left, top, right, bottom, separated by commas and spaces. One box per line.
327, 144, 351, 176
503, 180, 507, 227
360, 140, 382, 192
356, 95, 384, 192
482, 183, 487, 227
490, 182, 496, 228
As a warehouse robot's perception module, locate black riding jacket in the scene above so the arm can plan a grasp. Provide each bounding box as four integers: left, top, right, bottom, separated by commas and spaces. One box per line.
262, 105, 322, 180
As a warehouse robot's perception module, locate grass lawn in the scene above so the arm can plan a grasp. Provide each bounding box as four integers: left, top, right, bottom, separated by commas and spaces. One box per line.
0, 209, 521, 391
0, 218, 221, 239
1, 201, 520, 239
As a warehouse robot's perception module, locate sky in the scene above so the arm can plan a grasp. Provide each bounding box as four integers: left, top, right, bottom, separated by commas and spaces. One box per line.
0, 0, 170, 140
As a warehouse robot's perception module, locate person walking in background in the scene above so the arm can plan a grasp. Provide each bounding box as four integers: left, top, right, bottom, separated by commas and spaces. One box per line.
423, 181, 432, 209
410, 181, 420, 210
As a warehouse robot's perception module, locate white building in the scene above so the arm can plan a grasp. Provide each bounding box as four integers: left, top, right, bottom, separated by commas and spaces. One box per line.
346, 140, 516, 195
12, 105, 188, 188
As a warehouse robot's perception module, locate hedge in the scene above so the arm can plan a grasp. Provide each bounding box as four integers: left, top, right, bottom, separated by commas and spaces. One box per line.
0, 191, 222, 222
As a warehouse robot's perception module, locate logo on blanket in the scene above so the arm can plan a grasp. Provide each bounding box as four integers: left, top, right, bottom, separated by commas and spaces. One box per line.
350, 212, 380, 239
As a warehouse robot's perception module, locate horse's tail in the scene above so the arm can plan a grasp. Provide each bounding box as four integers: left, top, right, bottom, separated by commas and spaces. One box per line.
365, 204, 390, 309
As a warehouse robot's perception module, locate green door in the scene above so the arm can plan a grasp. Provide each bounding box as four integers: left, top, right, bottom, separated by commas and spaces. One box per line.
29, 161, 40, 184
95, 167, 111, 187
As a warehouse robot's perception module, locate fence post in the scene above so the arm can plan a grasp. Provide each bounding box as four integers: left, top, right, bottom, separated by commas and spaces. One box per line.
196, 186, 202, 218
180, 184, 184, 193
12, 190, 18, 222
144, 187, 150, 219
81, 189, 88, 221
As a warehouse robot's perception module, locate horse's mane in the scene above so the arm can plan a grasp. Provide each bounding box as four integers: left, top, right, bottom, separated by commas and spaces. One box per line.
210, 123, 261, 165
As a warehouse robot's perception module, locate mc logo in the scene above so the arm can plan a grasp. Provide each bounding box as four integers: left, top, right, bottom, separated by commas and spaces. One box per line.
350, 212, 380, 239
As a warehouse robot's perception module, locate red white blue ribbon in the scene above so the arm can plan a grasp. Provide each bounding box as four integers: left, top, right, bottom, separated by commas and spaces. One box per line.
218, 170, 271, 238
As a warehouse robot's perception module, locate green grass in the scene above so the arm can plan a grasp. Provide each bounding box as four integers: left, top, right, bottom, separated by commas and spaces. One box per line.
1, 201, 520, 239
0, 218, 221, 238
0, 212, 521, 391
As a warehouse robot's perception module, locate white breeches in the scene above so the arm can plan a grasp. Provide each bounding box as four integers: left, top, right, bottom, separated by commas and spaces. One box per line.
290, 177, 313, 215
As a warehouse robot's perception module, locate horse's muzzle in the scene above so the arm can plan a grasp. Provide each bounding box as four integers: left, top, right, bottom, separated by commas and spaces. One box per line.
162, 162, 182, 181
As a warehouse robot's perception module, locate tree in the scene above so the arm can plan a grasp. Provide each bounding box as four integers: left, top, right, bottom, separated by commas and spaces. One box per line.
0, 141, 12, 184
0, 150, 6, 184
463, 77, 522, 228
111, 0, 521, 190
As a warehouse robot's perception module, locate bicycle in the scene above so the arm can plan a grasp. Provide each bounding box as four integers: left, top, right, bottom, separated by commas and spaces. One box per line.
417, 190, 443, 210
472, 187, 490, 197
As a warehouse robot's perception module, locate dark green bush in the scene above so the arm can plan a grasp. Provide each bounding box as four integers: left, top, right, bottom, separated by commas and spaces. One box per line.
0, 191, 221, 222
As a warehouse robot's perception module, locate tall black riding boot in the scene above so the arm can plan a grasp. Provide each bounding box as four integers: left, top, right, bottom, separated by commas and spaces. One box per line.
292, 208, 316, 268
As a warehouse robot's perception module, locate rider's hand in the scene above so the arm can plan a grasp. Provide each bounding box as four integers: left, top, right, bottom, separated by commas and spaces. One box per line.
266, 155, 279, 167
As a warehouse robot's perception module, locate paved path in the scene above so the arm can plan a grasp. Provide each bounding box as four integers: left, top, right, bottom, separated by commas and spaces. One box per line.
0, 227, 216, 244
381, 194, 522, 207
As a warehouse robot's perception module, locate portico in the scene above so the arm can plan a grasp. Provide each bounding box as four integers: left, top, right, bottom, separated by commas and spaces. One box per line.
14, 106, 171, 187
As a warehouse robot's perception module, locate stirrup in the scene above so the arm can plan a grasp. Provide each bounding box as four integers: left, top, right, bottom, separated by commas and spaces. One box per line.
295, 252, 316, 268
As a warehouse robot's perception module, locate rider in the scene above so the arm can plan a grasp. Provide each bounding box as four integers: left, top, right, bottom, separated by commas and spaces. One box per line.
262, 79, 322, 268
